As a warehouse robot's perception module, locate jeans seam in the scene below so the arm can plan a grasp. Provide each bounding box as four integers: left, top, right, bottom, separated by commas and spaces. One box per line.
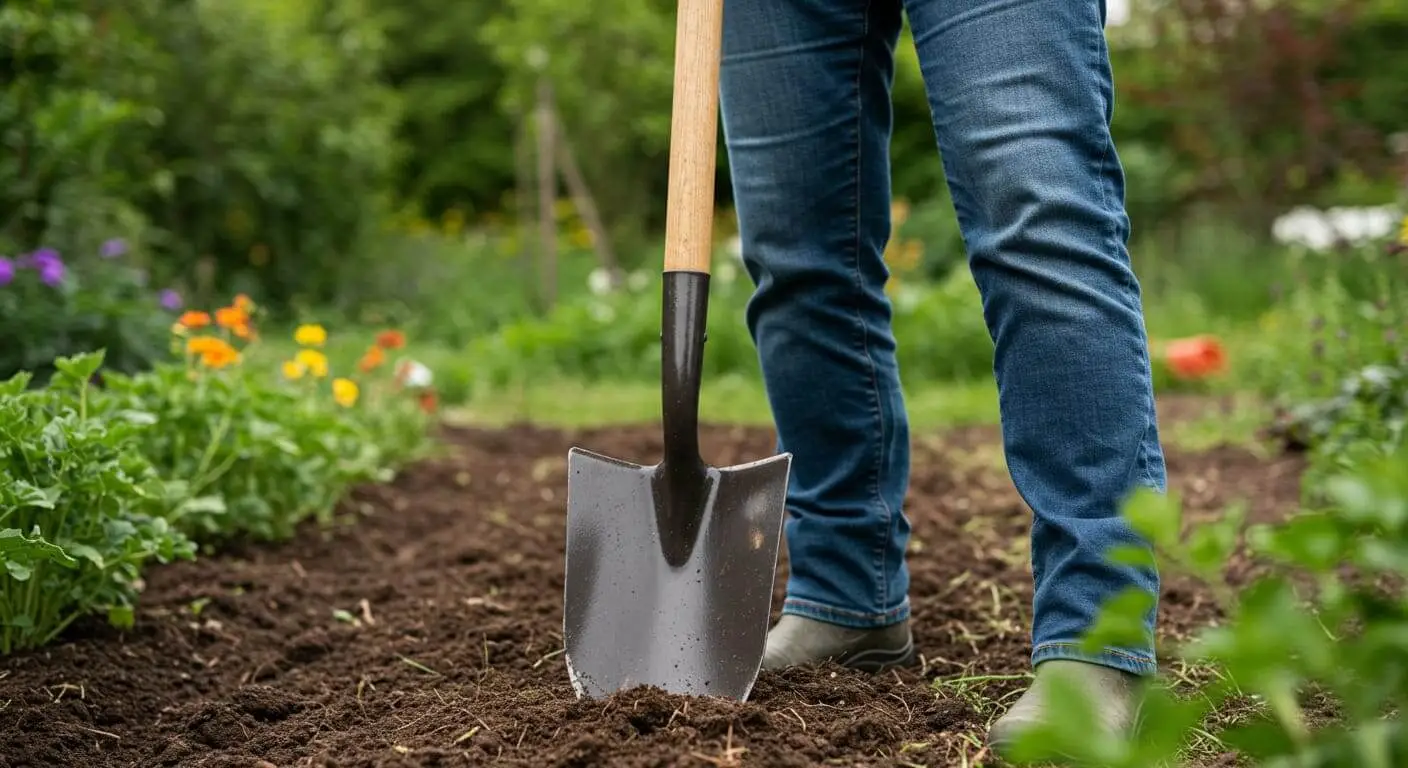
850, 0, 893, 616
1094, 23, 1160, 497
1091, 23, 1155, 499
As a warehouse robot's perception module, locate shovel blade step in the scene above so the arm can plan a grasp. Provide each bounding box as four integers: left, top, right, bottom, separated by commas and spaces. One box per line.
562, 446, 791, 700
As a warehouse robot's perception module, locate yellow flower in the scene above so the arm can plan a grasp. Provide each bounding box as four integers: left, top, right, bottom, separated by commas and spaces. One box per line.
186, 336, 224, 356
891, 199, 911, 227
294, 324, 327, 347
332, 377, 359, 407
295, 349, 329, 378
282, 360, 306, 380
1398, 214, 1408, 245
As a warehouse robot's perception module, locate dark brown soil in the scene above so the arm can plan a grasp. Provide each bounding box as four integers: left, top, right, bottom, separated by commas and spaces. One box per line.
0, 403, 1308, 767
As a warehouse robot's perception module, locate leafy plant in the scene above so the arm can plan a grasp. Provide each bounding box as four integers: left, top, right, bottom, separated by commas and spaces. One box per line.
0, 351, 196, 654
93, 304, 432, 543
1005, 450, 1408, 767
1259, 219, 1408, 479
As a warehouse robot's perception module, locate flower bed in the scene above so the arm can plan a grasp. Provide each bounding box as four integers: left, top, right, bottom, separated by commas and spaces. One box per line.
0, 296, 435, 654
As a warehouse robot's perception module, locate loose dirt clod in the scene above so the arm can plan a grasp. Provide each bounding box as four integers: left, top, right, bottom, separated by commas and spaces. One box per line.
0, 416, 1310, 767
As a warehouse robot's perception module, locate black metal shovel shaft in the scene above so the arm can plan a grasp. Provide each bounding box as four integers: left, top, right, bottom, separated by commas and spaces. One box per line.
656, 270, 710, 567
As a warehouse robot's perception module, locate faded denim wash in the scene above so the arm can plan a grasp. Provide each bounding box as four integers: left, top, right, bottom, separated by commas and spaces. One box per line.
718, 0, 1166, 676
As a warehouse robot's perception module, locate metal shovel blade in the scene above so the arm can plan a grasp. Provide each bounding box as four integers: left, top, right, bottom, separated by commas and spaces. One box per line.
562, 445, 791, 700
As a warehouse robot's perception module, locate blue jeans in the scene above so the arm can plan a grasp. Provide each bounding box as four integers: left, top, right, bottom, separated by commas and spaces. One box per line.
719, 0, 1165, 676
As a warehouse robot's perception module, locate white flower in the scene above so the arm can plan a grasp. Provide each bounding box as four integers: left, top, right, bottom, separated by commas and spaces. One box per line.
1272, 204, 1401, 251
587, 268, 613, 296
1272, 207, 1336, 250
1326, 205, 1397, 241
627, 271, 650, 292
396, 359, 433, 388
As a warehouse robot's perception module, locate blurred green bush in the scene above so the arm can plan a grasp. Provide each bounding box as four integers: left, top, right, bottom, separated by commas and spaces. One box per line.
463, 253, 994, 391
0, 241, 181, 385
2, 0, 1403, 335
2, 0, 400, 309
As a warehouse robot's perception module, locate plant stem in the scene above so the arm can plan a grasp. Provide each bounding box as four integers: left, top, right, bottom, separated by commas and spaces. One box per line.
191, 408, 233, 494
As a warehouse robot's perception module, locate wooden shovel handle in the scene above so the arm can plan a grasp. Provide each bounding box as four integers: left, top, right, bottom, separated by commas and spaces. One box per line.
662, 0, 723, 275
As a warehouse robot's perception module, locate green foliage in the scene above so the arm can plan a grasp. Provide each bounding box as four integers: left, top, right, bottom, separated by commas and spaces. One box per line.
479, 0, 676, 256
0, 317, 434, 653
0, 0, 154, 254
1, 0, 403, 309
1270, 362, 1406, 467
1008, 447, 1408, 767
7, 0, 1405, 321
375, 0, 514, 217
463, 254, 994, 392
96, 363, 390, 543
0, 241, 182, 385
1248, 231, 1408, 475
0, 352, 196, 654
322, 227, 604, 347
1106, 0, 1405, 228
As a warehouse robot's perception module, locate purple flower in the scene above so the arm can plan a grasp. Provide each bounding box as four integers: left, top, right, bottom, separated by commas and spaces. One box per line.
38, 259, 65, 286
24, 248, 64, 285
100, 238, 127, 259
159, 288, 182, 310
0, 257, 13, 286
29, 247, 60, 268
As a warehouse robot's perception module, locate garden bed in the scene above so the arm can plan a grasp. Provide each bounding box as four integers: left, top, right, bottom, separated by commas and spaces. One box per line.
0, 412, 1312, 767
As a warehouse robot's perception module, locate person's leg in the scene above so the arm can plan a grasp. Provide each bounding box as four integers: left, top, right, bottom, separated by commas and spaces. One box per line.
900, 0, 1165, 744
719, 0, 915, 670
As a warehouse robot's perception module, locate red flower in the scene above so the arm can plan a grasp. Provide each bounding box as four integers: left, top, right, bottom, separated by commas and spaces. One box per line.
1164, 335, 1227, 379
376, 330, 406, 350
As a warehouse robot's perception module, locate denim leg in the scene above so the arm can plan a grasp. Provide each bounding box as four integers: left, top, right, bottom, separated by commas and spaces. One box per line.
720, 0, 912, 628
902, 0, 1165, 675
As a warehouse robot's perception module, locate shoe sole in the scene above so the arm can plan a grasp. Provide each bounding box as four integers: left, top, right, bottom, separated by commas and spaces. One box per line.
838, 636, 917, 673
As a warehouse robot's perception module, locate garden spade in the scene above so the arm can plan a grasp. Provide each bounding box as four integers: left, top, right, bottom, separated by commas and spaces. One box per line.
561, 0, 792, 702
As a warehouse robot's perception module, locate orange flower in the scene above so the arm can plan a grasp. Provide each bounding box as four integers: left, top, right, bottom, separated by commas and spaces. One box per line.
215, 305, 248, 330
231, 322, 255, 340
1164, 335, 1227, 379
234, 294, 255, 311
418, 389, 438, 414
201, 344, 240, 369
376, 330, 406, 350
188, 336, 239, 369
178, 311, 211, 329
358, 344, 386, 372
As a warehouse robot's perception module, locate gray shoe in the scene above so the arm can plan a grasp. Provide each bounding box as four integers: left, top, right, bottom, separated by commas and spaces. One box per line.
760, 614, 916, 673
987, 660, 1142, 758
